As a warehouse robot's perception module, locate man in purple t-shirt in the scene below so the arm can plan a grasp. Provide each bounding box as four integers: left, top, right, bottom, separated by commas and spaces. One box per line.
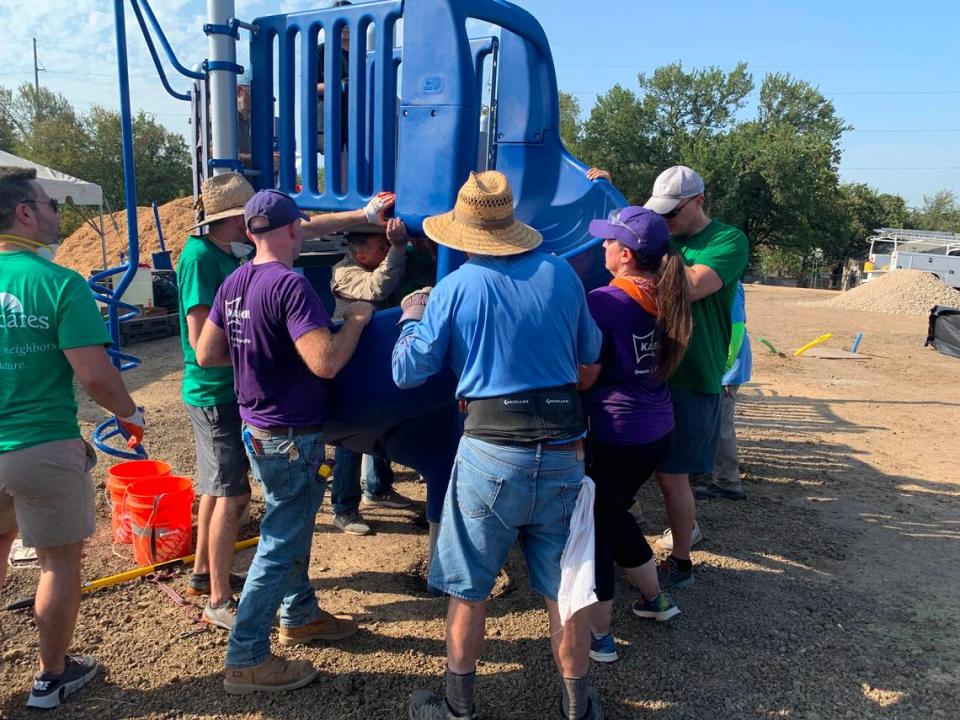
197, 189, 375, 695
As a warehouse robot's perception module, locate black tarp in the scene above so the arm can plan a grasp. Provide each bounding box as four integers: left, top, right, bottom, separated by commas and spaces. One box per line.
926, 306, 960, 359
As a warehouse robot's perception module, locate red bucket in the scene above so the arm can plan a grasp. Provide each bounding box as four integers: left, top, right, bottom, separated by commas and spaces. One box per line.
125, 476, 194, 566
106, 460, 172, 543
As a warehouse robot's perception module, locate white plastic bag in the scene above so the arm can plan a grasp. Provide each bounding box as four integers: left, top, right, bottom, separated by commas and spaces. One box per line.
557, 475, 597, 625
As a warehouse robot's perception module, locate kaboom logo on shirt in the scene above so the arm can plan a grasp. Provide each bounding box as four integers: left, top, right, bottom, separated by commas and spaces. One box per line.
632, 330, 658, 375
224, 297, 251, 345
0, 292, 51, 329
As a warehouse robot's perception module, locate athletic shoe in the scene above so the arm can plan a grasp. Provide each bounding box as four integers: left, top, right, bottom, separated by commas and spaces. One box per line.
26, 655, 98, 709
362, 490, 414, 509
223, 654, 317, 695
333, 510, 371, 535
202, 597, 239, 630
187, 571, 246, 596
408, 689, 476, 719
589, 633, 618, 663
631, 592, 680, 621
694, 483, 746, 500
655, 520, 703, 552
656, 556, 694, 590
278, 610, 359, 645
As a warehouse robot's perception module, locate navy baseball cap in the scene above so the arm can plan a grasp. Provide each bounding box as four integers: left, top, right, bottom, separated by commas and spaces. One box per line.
589, 206, 670, 257
244, 189, 309, 234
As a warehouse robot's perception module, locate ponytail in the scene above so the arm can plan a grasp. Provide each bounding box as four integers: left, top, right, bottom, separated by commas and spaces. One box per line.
653, 247, 692, 380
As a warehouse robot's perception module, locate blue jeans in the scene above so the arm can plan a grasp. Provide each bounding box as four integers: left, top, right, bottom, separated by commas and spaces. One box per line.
429, 436, 584, 602
227, 427, 327, 668
331, 447, 394, 515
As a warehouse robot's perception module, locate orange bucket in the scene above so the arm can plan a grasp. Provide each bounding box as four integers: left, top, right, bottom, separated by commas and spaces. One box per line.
106, 460, 172, 543
125, 476, 195, 566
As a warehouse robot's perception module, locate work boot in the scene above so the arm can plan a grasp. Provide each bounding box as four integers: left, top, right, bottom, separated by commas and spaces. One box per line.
223, 654, 317, 695
278, 609, 358, 645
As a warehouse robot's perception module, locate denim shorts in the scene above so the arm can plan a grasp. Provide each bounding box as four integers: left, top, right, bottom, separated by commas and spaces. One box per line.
429, 436, 585, 602
658, 388, 721, 475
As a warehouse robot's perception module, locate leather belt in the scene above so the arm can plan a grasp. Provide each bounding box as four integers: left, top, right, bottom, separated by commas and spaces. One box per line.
543, 439, 585, 453
246, 423, 324, 439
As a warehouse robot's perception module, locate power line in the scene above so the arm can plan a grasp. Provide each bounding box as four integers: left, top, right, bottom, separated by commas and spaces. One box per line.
841, 166, 960, 170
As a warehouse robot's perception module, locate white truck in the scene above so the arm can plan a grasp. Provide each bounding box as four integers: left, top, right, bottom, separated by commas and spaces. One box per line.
864, 228, 960, 288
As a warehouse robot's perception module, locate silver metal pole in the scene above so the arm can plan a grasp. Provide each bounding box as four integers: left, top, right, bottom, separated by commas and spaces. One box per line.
206, 0, 238, 176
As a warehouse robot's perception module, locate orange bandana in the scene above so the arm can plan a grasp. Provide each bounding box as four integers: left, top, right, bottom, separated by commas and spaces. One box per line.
610, 276, 659, 317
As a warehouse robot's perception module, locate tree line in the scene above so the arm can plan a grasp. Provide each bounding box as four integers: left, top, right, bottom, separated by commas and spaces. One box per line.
560, 63, 960, 277
0, 83, 191, 237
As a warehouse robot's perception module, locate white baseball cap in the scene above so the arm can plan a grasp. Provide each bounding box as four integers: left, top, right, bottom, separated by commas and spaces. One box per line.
644, 166, 705, 215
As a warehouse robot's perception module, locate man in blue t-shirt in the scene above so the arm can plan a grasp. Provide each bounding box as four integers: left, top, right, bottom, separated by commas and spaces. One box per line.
393, 172, 604, 720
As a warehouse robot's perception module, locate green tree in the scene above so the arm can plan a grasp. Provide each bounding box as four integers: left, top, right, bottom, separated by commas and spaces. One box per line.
758, 73, 851, 163
558, 91, 582, 154
909, 190, 960, 233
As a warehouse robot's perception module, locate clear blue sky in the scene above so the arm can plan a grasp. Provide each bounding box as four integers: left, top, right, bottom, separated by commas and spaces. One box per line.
1, 0, 957, 207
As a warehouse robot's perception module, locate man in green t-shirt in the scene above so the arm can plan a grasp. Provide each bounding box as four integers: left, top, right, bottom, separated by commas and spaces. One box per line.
178, 172, 257, 631
644, 166, 749, 590
0, 166, 145, 710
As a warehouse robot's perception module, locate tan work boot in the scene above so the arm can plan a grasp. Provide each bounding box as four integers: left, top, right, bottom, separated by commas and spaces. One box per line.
278, 609, 359, 646
223, 654, 317, 695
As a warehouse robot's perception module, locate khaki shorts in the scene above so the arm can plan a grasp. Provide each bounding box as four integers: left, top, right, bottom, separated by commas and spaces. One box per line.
0, 438, 97, 548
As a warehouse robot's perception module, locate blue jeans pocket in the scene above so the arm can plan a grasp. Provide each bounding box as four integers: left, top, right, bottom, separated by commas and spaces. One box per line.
455, 458, 504, 519
558, 480, 583, 525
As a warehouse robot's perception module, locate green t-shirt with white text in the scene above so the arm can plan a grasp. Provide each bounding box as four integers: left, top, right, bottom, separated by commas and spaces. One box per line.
668, 219, 749, 394
0, 251, 112, 453
177, 235, 241, 407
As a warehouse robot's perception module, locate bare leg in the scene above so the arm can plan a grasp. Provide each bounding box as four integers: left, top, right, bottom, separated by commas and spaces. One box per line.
545, 601, 590, 678
34, 542, 84, 674
194, 494, 215, 575
589, 600, 614, 636
656, 472, 695, 560
0, 527, 17, 590
446, 597, 487, 674
624, 557, 661, 598
208, 494, 250, 606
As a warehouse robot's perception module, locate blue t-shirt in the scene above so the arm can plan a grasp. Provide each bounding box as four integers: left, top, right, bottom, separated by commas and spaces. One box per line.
722, 282, 752, 386
209, 261, 333, 427
392, 251, 601, 398
582, 285, 673, 445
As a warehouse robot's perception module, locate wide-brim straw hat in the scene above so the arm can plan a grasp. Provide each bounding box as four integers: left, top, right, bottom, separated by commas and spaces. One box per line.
189, 172, 256, 231
423, 171, 542, 256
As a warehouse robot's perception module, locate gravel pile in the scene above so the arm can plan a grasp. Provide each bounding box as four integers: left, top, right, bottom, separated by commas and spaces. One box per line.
817, 270, 960, 315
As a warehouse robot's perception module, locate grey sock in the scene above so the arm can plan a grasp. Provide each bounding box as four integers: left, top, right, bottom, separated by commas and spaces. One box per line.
561, 676, 589, 720
445, 668, 476, 717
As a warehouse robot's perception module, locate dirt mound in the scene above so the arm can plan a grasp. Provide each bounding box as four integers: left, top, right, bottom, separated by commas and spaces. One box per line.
57, 196, 198, 277
814, 269, 960, 315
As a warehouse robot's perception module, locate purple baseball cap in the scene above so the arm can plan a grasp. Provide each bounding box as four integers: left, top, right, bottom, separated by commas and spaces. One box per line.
244, 189, 309, 234
589, 206, 670, 257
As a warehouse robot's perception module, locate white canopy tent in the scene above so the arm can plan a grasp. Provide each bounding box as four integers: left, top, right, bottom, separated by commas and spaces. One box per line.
0, 149, 108, 269
0, 150, 103, 205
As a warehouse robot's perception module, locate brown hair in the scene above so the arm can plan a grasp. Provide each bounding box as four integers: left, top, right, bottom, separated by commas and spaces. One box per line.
633, 247, 692, 380
0, 166, 37, 233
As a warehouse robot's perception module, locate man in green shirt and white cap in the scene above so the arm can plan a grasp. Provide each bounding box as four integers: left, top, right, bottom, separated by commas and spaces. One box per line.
0, 166, 145, 710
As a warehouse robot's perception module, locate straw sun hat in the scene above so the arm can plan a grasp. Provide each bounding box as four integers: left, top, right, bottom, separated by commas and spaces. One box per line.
189, 172, 256, 230
423, 171, 542, 256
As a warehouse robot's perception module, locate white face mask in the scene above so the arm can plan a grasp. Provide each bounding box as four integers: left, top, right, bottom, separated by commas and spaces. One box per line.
230, 241, 254, 258
37, 243, 60, 261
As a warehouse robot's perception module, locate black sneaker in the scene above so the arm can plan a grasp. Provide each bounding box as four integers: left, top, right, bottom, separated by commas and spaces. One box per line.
26, 655, 98, 709
408, 689, 475, 719
187, 571, 246, 596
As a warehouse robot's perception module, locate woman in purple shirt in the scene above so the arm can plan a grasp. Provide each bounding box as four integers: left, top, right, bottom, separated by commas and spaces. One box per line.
579, 206, 692, 663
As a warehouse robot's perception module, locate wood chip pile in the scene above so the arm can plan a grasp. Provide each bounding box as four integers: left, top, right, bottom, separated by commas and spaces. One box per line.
56, 196, 198, 277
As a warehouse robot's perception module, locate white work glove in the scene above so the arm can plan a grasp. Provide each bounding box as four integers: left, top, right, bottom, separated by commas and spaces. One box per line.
118, 407, 145, 449
363, 192, 396, 226
398, 287, 432, 325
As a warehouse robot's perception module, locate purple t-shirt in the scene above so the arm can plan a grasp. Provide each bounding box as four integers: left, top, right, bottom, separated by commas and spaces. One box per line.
582, 285, 674, 445
209, 261, 333, 428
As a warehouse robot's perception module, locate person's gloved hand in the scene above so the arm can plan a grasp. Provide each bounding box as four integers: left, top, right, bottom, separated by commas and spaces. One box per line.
399, 287, 432, 325
363, 192, 396, 225
118, 407, 145, 450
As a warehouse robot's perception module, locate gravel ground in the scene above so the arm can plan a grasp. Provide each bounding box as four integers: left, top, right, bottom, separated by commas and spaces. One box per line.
806, 269, 960, 315
1, 284, 959, 719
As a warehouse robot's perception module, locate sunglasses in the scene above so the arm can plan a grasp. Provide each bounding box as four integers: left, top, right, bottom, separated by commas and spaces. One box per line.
606, 209, 642, 243
662, 196, 695, 220
22, 197, 60, 214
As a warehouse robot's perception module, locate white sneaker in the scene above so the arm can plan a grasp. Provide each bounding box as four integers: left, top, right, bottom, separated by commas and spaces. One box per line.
656, 521, 702, 552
